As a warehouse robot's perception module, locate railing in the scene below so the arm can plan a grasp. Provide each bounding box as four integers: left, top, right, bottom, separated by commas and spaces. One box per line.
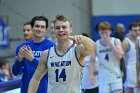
0, 77, 21, 92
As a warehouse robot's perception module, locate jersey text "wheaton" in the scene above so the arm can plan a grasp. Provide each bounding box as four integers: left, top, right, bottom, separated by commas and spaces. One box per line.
51, 61, 71, 67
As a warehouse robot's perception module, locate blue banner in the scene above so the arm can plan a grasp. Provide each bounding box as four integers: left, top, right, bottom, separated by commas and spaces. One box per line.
0, 18, 10, 48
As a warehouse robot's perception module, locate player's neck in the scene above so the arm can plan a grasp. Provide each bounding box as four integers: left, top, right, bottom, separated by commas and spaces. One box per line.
33, 37, 45, 43
57, 39, 73, 53
129, 35, 137, 42
100, 39, 108, 46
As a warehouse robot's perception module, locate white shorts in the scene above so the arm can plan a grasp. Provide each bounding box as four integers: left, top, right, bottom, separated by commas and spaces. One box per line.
99, 79, 123, 93
124, 67, 138, 88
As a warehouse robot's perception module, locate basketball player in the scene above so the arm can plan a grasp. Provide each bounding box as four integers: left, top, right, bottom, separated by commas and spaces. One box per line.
136, 18, 140, 93
23, 22, 33, 41
96, 21, 124, 93
48, 20, 57, 43
28, 14, 96, 93
122, 22, 140, 93
136, 28, 140, 93
81, 33, 99, 93
137, 24, 140, 93
12, 16, 55, 93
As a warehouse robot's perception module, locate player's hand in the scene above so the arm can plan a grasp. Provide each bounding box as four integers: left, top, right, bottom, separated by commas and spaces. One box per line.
21, 45, 34, 62
103, 34, 109, 42
103, 34, 111, 45
68, 35, 84, 45
89, 73, 95, 85
137, 76, 140, 86
17, 47, 25, 62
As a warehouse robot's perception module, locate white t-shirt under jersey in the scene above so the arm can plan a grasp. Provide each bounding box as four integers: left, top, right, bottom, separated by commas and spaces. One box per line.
47, 45, 83, 93
96, 37, 122, 84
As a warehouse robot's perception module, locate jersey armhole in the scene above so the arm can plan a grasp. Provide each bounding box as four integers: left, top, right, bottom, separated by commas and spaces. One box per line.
74, 47, 84, 67
46, 48, 51, 63
114, 38, 118, 46
125, 38, 131, 52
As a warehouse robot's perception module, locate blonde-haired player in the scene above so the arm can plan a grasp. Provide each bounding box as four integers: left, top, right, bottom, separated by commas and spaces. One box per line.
28, 15, 96, 93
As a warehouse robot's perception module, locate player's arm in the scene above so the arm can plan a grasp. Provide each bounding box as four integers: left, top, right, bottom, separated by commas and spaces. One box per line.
121, 39, 129, 83
137, 38, 140, 85
69, 35, 96, 64
120, 58, 126, 83
69, 35, 96, 55
122, 39, 129, 55
138, 64, 140, 85
135, 39, 140, 85
78, 35, 96, 65
82, 35, 96, 55
89, 52, 97, 83
28, 50, 48, 93
136, 55, 140, 85
21, 45, 39, 67
12, 46, 24, 75
109, 38, 124, 60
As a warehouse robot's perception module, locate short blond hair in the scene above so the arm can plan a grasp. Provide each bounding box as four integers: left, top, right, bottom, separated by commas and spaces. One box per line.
54, 15, 72, 27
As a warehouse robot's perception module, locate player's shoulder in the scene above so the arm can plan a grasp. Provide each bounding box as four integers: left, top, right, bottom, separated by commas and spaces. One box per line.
122, 38, 130, 50
41, 49, 50, 58
95, 39, 100, 45
43, 38, 56, 47
122, 37, 129, 44
113, 37, 121, 44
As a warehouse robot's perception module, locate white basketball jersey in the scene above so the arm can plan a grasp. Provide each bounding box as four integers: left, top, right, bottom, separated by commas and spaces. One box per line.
124, 37, 137, 67
96, 37, 122, 84
124, 37, 138, 87
47, 45, 83, 93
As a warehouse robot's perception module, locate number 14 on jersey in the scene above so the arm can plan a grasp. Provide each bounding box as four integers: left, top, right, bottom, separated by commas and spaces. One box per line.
55, 69, 66, 82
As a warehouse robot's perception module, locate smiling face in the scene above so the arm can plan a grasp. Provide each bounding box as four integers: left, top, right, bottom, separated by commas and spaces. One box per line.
129, 26, 140, 38
129, 22, 140, 38
54, 20, 72, 40
32, 20, 47, 38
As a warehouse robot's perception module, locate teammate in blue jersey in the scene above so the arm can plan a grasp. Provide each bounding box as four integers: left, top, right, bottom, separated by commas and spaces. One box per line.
23, 22, 33, 41
12, 16, 55, 93
28, 15, 96, 93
